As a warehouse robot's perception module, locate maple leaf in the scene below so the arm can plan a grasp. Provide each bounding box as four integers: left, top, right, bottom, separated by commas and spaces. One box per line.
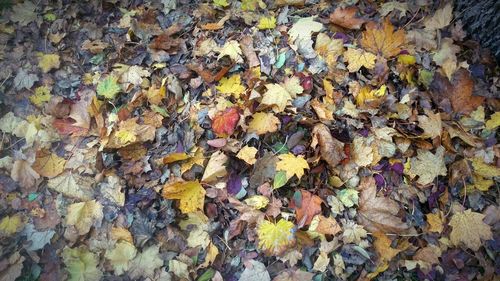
211, 107, 240, 137
329, 6, 366, 29
216, 74, 245, 97
47, 172, 95, 201
288, 16, 323, 43
373, 231, 402, 263
449, 209, 492, 251
315, 33, 344, 67
426, 212, 444, 233
66, 200, 103, 235
379, 2, 409, 19
97, 76, 121, 99
30, 85, 51, 106
276, 153, 309, 180
128, 245, 164, 279
341, 220, 367, 244
257, 219, 296, 255
32, 149, 66, 178
309, 215, 342, 236
291, 190, 322, 227
10, 1, 37, 26
433, 38, 459, 79
218, 40, 243, 63
357, 177, 410, 233
485, 112, 500, 130
0, 214, 24, 236
201, 150, 228, 182
258, 16, 276, 30
424, 3, 453, 30
62, 246, 103, 281
360, 18, 405, 58
344, 48, 376, 72
409, 146, 447, 186
417, 111, 442, 139
261, 83, 292, 113
162, 180, 206, 213
105, 241, 137, 275
38, 53, 60, 73
248, 112, 281, 135
236, 146, 258, 165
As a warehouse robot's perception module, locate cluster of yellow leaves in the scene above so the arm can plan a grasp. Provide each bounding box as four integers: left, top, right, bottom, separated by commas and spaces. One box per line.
355, 85, 387, 106
162, 180, 206, 214
257, 219, 295, 255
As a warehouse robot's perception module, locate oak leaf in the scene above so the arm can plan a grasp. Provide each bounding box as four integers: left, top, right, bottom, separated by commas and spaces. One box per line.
449, 209, 492, 251
248, 112, 280, 135
361, 18, 405, 58
257, 219, 295, 255
162, 180, 206, 214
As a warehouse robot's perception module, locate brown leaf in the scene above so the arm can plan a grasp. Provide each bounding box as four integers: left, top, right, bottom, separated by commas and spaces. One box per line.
291, 190, 323, 227
448, 69, 484, 114
311, 124, 345, 168
329, 6, 366, 30
357, 177, 410, 233
148, 24, 182, 53
240, 36, 260, 68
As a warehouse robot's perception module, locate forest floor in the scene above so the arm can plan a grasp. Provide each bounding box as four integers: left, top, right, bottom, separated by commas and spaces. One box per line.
0, 1, 499, 281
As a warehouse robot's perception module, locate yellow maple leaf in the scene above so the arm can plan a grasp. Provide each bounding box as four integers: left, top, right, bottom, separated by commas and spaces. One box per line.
66, 200, 104, 235
449, 209, 492, 251
360, 18, 405, 58
32, 149, 66, 178
315, 33, 344, 67
0, 214, 24, 235
216, 74, 245, 97
38, 53, 60, 73
162, 180, 206, 214
261, 83, 292, 113
248, 112, 281, 135
344, 48, 376, 73
218, 40, 243, 63
105, 241, 137, 275
258, 16, 276, 30
236, 146, 258, 165
276, 153, 309, 180
30, 86, 51, 106
257, 219, 295, 255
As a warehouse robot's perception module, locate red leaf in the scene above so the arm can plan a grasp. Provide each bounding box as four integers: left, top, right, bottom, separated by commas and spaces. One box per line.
211, 107, 240, 137
290, 190, 323, 228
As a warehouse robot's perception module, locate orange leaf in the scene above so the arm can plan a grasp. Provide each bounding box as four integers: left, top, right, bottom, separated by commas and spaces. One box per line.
329, 6, 366, 29
360, 18, 405, 58
291, 190, 323, 227
448, 69, 484, 114
211, 107, 240, 137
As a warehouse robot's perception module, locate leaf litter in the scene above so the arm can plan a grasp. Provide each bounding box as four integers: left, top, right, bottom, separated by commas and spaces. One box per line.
0, 1, 499, 281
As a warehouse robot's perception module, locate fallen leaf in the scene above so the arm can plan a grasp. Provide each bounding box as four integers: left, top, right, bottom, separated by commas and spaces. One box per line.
424, 3, 453, 30
236, 146, 258, 165
0, 215, 24, 236
357, 177, 410, 233
341, 220, 367, 244
163, 152, 190, 164
311, 124, 345, 168
30, 85, 51, 106
216, 75, 245, 98
449, 209, 492, 251
162, 180, 206, 214
201, 150, 228, 182
218, 40, 243, 63
239, 260, 271, 281
426, 212, 444, 233
379, 2, 409, 19
11, 158, 40, 190
62, 246, 103, 281
291, 190, 322, 227
409, 146, 447, 186
329, 6, 365, 29
66, 200, 103, 235
261, 83, 292, 113
211, 107, 240, 137
257, 219, 295, 255
470, 158, 500, 178
433, 38, 459, 79
315, 33, 344, 67
97, 76, 121, 99
288, 16, 323, 43
273, 269, 314, 281
373, 231, 402, 262
276, 153, 309, 181
32, 149, 66, 178
128, 245, 163, 279
248, 112, 281, 135
361, 18, 405, 58
485, 112, 500, 130
38, 53, 60, 73
417, 111, 442, 139
312, 251, 330, 272
258, 16, 276, 30
47, 172, 95, 200
105, 241, 137, 275
244, 195, 269, 209
337, 189, 359, 208
448, 69, 484, 114
344, 48, 376, 72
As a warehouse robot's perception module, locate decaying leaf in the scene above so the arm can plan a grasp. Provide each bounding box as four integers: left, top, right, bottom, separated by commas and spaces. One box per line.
329, 6, 365, 29
201, 150, 228, 182
311, 124, 345, 168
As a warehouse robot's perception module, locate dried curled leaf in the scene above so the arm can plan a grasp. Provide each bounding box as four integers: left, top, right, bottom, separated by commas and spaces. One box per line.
311, 124, 345, 168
